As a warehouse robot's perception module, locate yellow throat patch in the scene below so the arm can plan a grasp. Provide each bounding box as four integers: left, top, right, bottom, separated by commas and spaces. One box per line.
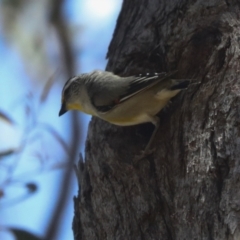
67, 103, 95, 115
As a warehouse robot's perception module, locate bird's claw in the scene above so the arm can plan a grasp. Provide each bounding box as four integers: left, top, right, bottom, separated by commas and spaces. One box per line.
133, 148, 155, 164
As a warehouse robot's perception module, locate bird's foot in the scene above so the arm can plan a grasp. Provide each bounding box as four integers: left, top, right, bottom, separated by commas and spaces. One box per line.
133, 148, 155, 164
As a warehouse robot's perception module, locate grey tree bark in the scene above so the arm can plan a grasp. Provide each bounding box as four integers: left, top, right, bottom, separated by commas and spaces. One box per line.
73, 0, 240, 239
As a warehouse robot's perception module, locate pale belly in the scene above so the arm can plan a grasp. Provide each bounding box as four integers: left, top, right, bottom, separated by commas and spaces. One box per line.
97, 88, 180, 126
106, 113, 154, 126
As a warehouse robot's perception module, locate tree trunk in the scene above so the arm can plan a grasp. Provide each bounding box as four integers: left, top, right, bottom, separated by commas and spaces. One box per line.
73, 1, 240, 239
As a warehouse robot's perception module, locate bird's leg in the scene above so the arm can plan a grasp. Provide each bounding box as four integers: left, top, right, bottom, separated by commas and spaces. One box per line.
143, 116, 160, 154
133, 116, 159, 163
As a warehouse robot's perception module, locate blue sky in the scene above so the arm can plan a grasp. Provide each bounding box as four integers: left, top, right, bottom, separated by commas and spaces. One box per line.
0, 1, 122, 239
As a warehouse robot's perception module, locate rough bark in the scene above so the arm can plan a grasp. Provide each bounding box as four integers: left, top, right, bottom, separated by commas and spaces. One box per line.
73, 0, 240, 239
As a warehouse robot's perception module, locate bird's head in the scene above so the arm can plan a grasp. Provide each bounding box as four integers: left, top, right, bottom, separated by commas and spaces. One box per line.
59, 76, 84, 116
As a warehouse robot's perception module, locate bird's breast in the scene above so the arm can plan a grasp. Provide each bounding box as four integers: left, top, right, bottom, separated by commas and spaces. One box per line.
67, 103, 96, 116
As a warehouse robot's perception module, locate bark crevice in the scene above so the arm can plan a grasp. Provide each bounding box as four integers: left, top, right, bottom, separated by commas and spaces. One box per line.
73, 1, 240, 239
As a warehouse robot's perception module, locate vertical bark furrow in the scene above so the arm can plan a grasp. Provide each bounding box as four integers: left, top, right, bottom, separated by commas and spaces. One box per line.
73, 1, 240, 239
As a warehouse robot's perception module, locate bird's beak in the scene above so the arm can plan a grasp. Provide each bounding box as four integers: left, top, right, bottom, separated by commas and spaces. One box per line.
59, 103, 68, 116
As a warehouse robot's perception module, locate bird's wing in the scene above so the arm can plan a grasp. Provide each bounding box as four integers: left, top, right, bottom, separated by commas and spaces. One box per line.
118, 72, 172, 103
90, 71, 177, 113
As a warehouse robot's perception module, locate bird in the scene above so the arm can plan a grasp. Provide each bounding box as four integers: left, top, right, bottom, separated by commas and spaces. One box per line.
59, 70, 190, 159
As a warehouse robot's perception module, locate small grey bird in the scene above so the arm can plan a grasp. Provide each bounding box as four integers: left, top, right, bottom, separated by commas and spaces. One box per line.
59, 70, 189, 157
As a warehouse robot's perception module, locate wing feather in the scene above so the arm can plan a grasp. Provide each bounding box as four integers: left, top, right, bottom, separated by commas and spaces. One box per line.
91, 71, 177, 113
